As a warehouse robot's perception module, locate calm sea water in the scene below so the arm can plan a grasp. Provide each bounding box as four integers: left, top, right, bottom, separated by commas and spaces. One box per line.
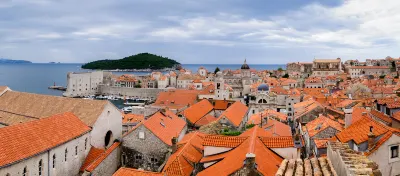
0, 63, 285, 96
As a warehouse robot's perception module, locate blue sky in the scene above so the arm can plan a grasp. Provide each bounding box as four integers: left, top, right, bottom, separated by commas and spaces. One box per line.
0, 0, 399, 64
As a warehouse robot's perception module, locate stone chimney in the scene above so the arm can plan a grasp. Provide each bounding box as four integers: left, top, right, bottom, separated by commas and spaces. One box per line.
368, 126, 376, 150
244, 153, 257, 176
171, 137, 177, 153
344, 108, 353, 128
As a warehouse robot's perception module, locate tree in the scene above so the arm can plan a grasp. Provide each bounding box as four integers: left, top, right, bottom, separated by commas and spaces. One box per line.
282, 73, 289, 78
214, 67, 221, 74
134, 84, 141, 88
350, 61, 354, 66
278, 67, 283, 72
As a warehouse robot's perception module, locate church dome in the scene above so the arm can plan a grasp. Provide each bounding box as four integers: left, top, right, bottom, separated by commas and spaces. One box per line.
257, 84, 269, 91
241, 59, 250, 69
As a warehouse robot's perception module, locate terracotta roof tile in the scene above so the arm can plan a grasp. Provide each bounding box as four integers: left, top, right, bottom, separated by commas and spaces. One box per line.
213, 100, 230, 110
365, 131, 394, 156
79, 147, 105, 172
122, 113, 144, 124
203, 135, 247, 148
262, 119, 292, 137
195, 114, 217, 127
86, 142, 120, 172
183, 99, 214, 124
143, 110, 186, 146
305, 115, 343, 138
198, 127, 283, 176
370, 109, 392, 124
199, 152, 229, 163
153, 90, 199, 109
336, 116, 389, 144
217, 101, 248, 127
163, 132, 204, 176
260, 136, 294, 148
0, 91, 109, 126
113, 168, 163, 176
247, 110, 287, 125
0, 112, 91, 168
350, 107, 370, 124
392, 111, 400, 121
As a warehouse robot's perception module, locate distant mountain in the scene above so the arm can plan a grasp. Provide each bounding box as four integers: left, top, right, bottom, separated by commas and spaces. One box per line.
0, 58, 32, 64
81, 53, 181, 70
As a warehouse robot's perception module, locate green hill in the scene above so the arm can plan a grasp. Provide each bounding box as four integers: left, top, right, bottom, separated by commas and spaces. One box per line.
81, 53, 181, 70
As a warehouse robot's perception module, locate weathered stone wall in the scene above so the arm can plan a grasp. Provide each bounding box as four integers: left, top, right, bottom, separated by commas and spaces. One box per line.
312, 127, 340, 139
122, 125, 170, 171
99, 85, 166, 100
90, 145, 121, 176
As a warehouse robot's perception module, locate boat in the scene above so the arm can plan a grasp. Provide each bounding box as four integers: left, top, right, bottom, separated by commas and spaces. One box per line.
122, 106, 133, 113
123, 102, 145, 106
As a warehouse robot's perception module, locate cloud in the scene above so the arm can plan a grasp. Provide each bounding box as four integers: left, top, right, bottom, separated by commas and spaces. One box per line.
1, 0, 400, 63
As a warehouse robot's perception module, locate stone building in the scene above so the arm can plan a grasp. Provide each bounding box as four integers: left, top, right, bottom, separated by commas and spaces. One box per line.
80, 142, 121, 176
304, 77, 324, 88
0, 87, 122, 149
336, 116, 400, 176
217, 101, 249, 130
0, 113, 91, 176
64, 71, 111, 97
348, 66, 391, 78
312, 58, 342, 77
286, 62, 313, 78
301, 115, 343, 157
121, 109, 187, 172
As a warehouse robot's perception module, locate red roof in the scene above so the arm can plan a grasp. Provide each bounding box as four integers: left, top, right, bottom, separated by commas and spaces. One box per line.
183, 99, 214, 124
217, 101, 248, 127
305, 115, 343, 138
392, 111, 400, 121
195, 114, 217, 127
162, 132, 204, 176
370, 109, 392, 124
113, 168, 163, 176
85, 142, 121, 172
154, 90, 199, 109
80, 147, 105, 172
260, 136, 295, 148
198, 126, 283, 176
0, 112, 91, 167
213, 100, 230, 110
142, 110, 186, 146
203, 135, 247, 148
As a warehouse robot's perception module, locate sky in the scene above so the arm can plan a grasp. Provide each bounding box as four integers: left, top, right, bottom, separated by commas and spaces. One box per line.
0, 0, 400, 64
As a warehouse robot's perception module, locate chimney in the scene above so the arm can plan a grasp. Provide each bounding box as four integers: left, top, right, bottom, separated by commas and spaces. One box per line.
362, 112, 367, 116
244, 153, 257, 176
171, 137, 177, 153
368, 126, 376, 150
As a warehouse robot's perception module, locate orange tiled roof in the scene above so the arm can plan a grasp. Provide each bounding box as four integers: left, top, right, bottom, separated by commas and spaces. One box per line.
336, 116, 390, 144
314, 139, 330, 149
213, 100, 230, 110
203, 135, 247, 148
392, 111, 400, 121
335, 99, 358, 108
351, 107, 370, 124
154, 89, 199, 109
80, 147, 105, 172
305, 77, 323, 84
270, 86, 288, 95
163, 132, 204, 176
262, 119, 292, 136
198, 126, 283, 176
86, 142, 121, 172
260, 136, 294, 148
217, 101, 248, 127
365, 131, 395, 156
113, 167, 163, 176
183, 99, 214, 124
247, 109, 287, 125
0, 112, 91, 168
370, 109, 392, 124
142, 110, 186, 146
122, 113, 144, 124
305, 115, 343, 137
195, 114, 217, 127
199, 151, 229, 163
0, 91, 110, 126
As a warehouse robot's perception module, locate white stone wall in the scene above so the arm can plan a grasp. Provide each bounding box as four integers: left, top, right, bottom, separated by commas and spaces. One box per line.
64, 71, 104, 97
91, 103, 122, 149
88, 145, 121, 176
99, 85, 166, 101
0, 133, 90, 176
368, 135, 400, 176
271, 148, 298, 159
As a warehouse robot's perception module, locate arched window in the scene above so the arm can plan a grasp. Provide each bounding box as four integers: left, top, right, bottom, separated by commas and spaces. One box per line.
85, 138, 88, 150
23, 166, 28, 176
53, 154, 56, 168
38, 159, 42, 176
65, 148, 68, 161
105, 131, 113, 147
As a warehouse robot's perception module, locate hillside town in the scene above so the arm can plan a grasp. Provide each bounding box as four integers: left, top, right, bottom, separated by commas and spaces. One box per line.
2, 57, 400, 176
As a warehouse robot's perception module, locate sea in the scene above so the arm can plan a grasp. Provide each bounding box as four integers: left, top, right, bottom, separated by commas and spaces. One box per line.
0, 63, 285, 96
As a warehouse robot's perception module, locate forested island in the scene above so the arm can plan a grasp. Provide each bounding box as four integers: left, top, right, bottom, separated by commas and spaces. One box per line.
0, 58, 32, 64
81, 53, 181, 70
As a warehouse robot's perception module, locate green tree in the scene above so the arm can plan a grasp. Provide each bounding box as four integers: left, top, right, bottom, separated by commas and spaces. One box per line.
278, 67, 283, 71
282, 73, 289, 78
214, 67, 221, 74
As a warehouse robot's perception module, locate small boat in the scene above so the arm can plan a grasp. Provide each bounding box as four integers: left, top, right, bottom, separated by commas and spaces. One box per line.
122, 106, 133, 112
123, 102, 145, 106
